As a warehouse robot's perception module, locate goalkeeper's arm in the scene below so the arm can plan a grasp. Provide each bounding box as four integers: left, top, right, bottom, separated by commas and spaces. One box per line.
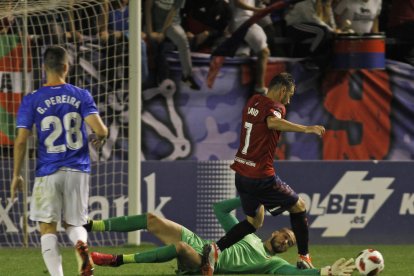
213, 197, 264, 233
320, 258, 355, 276
213, 197, 242, 233
274, 258, 355, 275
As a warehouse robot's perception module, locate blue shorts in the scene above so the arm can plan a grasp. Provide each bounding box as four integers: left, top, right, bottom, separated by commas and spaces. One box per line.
235, 173, 299, 217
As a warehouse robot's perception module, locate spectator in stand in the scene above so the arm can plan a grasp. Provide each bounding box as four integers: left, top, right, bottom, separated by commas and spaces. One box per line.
0, 1, 14, 34
62, 3, 106, 43
181, 0, 231, 53
54, 3, 106, 89
256, 0, 286, 57
142, 32, 150, 84
145, 0, 200, 90
229, 0, 271, 94
101, 0, 129, 41
100, 0, 129, 91
386, 0, 414, 66
23, 11, 65, 91
333, 0, 382, 34
284, 0, 339, 69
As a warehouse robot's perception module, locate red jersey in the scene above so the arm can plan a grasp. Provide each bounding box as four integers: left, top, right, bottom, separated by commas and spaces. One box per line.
230, 94, 286, 178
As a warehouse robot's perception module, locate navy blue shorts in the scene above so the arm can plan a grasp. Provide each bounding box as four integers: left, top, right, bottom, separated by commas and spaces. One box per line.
235, 173, 299, 217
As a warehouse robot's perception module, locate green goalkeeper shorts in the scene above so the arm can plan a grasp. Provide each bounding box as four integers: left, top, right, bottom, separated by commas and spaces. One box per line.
176, 226, 211, 275
181, 226, 210, 254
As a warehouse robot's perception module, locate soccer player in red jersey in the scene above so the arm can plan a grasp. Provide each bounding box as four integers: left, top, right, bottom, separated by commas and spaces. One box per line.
202, 72, 325, 276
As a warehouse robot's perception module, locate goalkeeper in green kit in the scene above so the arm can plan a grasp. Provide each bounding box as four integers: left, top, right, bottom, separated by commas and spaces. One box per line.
85, 197, 355, 275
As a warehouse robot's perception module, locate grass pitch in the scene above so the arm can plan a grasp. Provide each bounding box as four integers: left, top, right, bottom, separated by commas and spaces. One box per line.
1, 244, 413, 275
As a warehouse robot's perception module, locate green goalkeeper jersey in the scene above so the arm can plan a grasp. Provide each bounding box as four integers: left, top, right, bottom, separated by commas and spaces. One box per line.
215, 233, 290, 274
179, 197, 320, 275
210, 197, 320, 275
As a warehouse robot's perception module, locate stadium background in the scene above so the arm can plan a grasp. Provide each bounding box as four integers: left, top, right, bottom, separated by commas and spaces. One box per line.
0, 0, 413, 254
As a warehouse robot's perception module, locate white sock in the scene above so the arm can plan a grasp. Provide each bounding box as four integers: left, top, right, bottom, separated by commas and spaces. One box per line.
41, 234, 63, 276
66, 226, 91, 273
66, 226, 88, 245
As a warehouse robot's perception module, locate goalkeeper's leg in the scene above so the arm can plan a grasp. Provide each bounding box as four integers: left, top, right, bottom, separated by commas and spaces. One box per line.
83, 214, 148, 232
92, 241, 201, 269
84, 212, 183, 244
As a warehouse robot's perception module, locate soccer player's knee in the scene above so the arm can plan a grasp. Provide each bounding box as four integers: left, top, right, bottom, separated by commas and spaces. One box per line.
295, 197, 307, 212
253, 219, 263, 229
174, 241, 189, 254
251, 216, 263, 229
147, 212, 161, 229
39, 222, 57, 235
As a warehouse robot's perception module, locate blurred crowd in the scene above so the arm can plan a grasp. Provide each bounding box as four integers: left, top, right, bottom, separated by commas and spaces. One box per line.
1, 0, 414, 91
0, 0, 129, 93
142, 0, 414, 90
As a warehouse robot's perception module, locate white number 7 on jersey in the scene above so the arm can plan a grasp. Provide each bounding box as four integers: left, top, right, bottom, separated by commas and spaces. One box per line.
241, 122, 252, 155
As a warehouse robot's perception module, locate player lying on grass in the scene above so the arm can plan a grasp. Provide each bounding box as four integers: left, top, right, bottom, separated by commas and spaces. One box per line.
84, 197, 355, 275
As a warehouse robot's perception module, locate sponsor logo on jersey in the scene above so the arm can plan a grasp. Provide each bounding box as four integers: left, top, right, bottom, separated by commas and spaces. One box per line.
310, 171, 394, 237
248, 107, 259, 116
268, 206, 282, 213
273, 110, 282, 118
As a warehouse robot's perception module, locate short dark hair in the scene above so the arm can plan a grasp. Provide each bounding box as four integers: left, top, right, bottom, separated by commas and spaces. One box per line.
268, 72, 295, 92
43, 46, 68, 74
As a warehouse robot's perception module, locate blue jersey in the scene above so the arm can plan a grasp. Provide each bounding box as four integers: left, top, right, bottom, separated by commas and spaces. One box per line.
16, 84, 98, 176
109, 6, 129, 32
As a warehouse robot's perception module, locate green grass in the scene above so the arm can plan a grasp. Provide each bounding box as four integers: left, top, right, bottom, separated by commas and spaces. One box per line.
1, 244, 413, 275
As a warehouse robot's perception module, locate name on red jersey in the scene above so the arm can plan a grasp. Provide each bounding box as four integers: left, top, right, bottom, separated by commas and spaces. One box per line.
247, 107, 259, 116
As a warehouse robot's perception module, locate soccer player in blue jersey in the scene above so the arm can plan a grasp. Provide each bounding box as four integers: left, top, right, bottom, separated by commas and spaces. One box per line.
10, 45, 108, 276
